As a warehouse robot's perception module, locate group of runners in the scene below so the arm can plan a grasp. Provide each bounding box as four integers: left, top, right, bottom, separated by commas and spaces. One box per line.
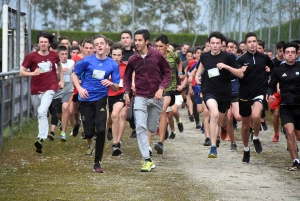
20, 28, 300, 173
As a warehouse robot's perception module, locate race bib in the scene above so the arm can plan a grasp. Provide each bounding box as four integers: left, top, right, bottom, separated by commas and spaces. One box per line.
92, 69, 105, 80
38, 61, 51, 73
119, 79, 123, 87
64, 75, 71, 82
207, 68, 220, 78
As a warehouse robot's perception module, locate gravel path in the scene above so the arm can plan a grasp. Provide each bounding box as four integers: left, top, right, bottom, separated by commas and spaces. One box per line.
156, 108, 300, 201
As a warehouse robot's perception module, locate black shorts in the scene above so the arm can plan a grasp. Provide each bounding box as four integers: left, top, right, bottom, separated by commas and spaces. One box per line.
280, 105, 300, 130
239, 95, 264, 117
52, 98, 62, 115
78, 97, 107, 139
231, 94, 239, 103
73, 94, 78, 102
108, 94, 125, 113
203, 93, 230, 113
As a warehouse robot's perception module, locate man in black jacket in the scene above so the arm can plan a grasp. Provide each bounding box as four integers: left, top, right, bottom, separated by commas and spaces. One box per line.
267, 42, 300, 171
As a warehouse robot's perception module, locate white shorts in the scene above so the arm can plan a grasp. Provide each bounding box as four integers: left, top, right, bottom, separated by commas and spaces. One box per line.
166, 95, 183, 112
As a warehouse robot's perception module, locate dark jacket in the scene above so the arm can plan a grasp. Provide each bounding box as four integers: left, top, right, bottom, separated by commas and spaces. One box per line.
123, 45, 171, 98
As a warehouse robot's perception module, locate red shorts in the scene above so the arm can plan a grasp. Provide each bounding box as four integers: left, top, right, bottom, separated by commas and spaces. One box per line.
269, 92, 281, 110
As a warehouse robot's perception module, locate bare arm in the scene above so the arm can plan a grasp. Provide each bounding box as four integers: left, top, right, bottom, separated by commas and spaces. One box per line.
57, 62, 64, 88
19, 67, 40, 77
216, 63, 244, 79
195, 62, 205, 85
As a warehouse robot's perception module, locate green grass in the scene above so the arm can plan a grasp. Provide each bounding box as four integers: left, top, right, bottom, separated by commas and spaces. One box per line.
0, 119, 214, 201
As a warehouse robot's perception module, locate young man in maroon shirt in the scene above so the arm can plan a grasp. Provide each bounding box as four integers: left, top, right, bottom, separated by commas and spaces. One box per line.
20, 32, 64, 153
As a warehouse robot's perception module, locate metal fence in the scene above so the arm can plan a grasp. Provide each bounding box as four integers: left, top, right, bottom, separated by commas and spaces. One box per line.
0, 71, 31, 146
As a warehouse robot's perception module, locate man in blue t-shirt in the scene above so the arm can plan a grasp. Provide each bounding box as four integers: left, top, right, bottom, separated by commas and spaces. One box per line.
72, 34, 120, 173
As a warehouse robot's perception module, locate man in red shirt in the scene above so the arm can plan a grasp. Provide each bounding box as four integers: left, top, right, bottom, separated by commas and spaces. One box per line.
20, 32, 64, 153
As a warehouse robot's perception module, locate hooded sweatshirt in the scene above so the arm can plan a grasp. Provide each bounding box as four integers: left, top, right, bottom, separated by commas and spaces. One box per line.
124, 45, 171, 98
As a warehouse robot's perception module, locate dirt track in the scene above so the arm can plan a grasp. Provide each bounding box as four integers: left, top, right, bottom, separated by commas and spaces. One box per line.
156, 108, 300, 201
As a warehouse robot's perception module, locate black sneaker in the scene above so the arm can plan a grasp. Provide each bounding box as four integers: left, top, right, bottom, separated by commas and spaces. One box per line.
242, 150, 251, 163
169, 131, 176, 139
34, 138, 43, 153
253, 139, 263, 153
288, 161, 300, 171
81, 132, 87, 139
47, 131, 55, 141
107, 128, 112, 141
189, 114, 194, 122
196, 123, 201, 129
112, 144, 122, 156
72, 123, 80, 137
164, 127, 169, 140
260, 121, 268, 131
229, 142, 238, 151
204, 137, 211, 146
216, 136, 221, 148
177, 121, 184, 132
154, 142, 164, 154
130, 130, 136, 138
93, 162, 105, 173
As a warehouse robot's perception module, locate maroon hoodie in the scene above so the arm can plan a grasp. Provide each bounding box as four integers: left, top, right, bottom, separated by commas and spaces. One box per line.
124, 45, 171, 98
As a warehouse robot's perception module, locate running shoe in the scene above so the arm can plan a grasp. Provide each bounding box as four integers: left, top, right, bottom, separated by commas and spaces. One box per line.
242, 150, 250, 163
107, 128, 113, 141
177, 120, 184, 132
47, 131, 55, 141
141, 160, 156, 172
154, 142, 164, 154
169, 131, 176, 140
216, 136, 221, 148
260, 121, 268, 131
288, 161, 300, 171
93, 162, 105, 173
208, 146, 217, 158
200, 124, 205, 134
196, 123, 201, 129
130, 130, 137, 138
272, 134, 279, 142
85, 146, 94, 156
60, 132, 67, 142
189, 114, 194, 122
72, 123, 80, 137
204, 137, 211, 146
112, 144, 122, 156
34, 138, 43, 153
229, 142, 238, 152
81, 132, 87, 139
220, 126, 227, 140
253, 139, 263, 153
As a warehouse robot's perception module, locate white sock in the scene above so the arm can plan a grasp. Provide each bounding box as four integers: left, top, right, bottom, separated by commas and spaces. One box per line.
293, 159, 299, 163
253, 135, 259, 140
244, 147, 250, 151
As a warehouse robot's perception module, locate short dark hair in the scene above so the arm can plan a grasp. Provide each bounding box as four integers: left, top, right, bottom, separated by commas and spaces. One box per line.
208, 31, 225, 43
57, 45, 68, 53
236, 48, 243, 55
71, 39, 79, 45
106, 38, 114, 47
110, 43, 124, 55
82, 38, 93, 47
182, 42, 190, 47
276, 41, 286, 49
155, 34, 169, 44
239, 41, 246, 45
186, 50, 193, 55
134, 29, 150, 41
37, 31, 55, 44
50, 41, 59, 50
291, 40, 300, 45
244, 32, 257, 43
257, 40, 265, 49
120, 30, 132, 39
60, 36, 69, 42
70, 45, 80, 52
93, 34, 107, 44
283, 42, 299, 53
193, 46, 202, 54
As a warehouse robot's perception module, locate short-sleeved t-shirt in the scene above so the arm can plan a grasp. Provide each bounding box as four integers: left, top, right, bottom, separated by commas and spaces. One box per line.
200, 51, 239, 101
108, 62, 126, 97
74, 54, 120, 102
22, 51, 60, 95
72, 54, 84, 94
165, 51, 181, 92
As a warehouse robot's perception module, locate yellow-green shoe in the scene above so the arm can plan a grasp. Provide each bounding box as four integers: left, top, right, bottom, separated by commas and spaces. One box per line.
140, 161, 156, 172
60, 132, 67, 142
